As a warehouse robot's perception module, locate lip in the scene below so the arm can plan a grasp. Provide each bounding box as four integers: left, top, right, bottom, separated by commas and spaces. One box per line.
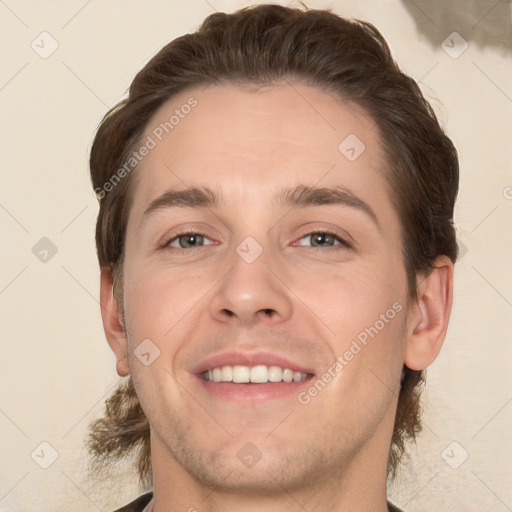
191, 351, 315, 403
192, 351, 315, 375
195, 378, 314, 401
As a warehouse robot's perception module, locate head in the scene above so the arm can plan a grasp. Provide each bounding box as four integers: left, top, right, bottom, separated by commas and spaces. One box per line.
87, 4, 458, 493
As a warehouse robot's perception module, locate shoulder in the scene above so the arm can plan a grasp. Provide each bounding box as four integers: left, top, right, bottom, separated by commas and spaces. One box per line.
112, 491, 153, 512
387, 500, 405, 512
112, 492, 400, 512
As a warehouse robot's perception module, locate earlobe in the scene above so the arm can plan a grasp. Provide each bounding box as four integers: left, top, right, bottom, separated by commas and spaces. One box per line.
116, 356, 130, 377
404, 256, 454, 371
100, 267, 130, 377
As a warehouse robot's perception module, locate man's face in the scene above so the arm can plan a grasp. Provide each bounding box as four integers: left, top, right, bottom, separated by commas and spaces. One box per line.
121, 82, 409, 492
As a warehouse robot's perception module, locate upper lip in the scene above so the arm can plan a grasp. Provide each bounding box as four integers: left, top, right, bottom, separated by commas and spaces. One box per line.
192, 351, 315, 375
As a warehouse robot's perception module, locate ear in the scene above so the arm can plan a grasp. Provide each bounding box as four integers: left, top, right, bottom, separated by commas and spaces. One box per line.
100, 266, 130, 377
404, 255, 454, 371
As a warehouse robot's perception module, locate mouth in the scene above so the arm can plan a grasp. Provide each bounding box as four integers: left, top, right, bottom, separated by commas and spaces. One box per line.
193, 352, 315, 402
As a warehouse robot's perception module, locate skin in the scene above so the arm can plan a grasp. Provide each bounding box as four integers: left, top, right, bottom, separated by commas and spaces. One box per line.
101, 82, 453, 511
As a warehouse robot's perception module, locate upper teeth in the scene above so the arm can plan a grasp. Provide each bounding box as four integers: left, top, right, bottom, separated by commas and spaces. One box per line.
203, 365, 309, 384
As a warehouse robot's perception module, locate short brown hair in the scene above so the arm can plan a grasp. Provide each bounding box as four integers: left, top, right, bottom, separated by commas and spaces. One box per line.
87, 4, 459, 485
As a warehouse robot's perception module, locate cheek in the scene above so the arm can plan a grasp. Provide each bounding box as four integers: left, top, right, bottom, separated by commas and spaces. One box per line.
122, 259, 210, 344
297, 257, 407, 395
300, 260, 403, 333
121, 262, 201, 411
296, 261, 406, 442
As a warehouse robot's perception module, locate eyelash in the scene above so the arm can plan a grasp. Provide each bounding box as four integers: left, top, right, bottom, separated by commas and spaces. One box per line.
161, 228, 351, 252
295, 229, 351, 250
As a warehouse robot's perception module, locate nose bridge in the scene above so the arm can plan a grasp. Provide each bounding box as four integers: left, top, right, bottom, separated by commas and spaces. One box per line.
208, 233, 293, 324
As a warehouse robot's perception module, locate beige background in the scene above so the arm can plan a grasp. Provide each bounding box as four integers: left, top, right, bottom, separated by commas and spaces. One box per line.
0, 1, 511, 511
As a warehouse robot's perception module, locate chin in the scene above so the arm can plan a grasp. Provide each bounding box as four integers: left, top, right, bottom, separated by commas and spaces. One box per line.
170, 434, 327, 495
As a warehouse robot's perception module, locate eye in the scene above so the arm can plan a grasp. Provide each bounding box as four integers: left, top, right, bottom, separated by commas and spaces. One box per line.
295, 230, 350, 249
161, 229, 350, 252
164, 231, 215, 250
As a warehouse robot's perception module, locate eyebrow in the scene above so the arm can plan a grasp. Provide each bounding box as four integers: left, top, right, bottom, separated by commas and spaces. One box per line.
143, 186, 221, 216
142, 184, 380, 230
278, 184, 380, 229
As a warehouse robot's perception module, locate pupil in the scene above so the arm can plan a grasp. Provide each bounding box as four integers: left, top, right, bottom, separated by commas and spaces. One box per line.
313, 233, 332, 246
314, 233, 331, 246
181, 234, 201, 248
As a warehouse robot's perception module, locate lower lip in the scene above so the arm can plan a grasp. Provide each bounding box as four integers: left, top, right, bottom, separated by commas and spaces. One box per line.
195, 375, 314, 402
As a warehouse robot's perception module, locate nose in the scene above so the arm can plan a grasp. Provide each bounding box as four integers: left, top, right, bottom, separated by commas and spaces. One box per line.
208, 240, 293, 326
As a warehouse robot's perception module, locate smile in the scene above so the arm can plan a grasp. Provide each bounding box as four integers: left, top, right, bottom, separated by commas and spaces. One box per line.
202, 364, 310, 383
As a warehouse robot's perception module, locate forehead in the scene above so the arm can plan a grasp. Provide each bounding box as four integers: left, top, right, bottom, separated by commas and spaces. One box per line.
130, 82, 395, 225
